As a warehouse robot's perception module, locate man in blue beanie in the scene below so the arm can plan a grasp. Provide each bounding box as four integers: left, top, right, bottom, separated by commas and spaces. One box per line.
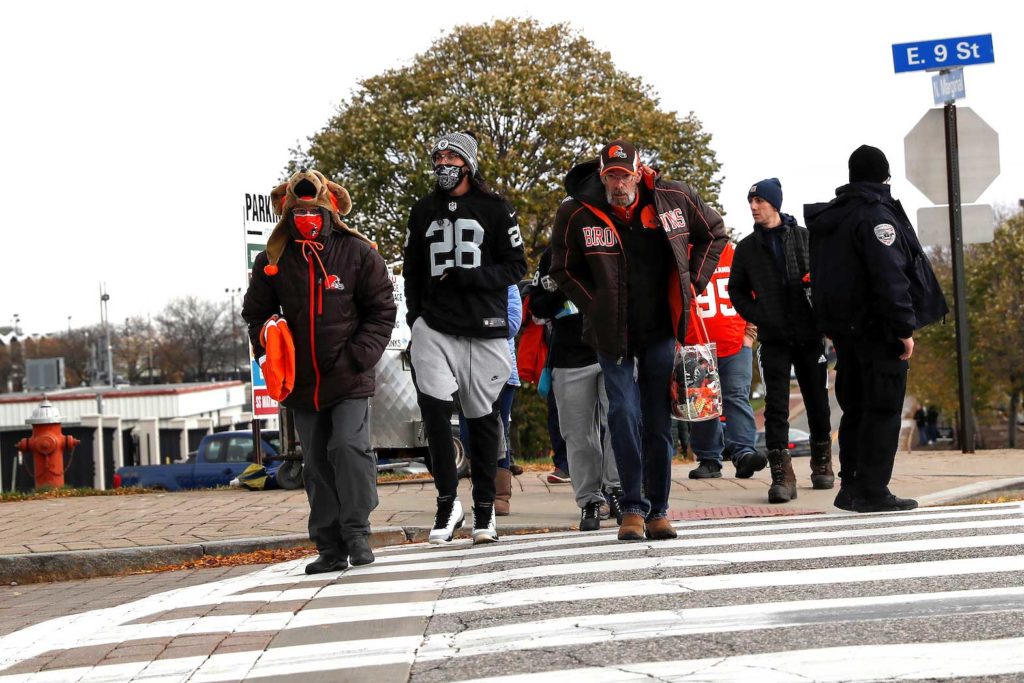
729, 178, 834, 504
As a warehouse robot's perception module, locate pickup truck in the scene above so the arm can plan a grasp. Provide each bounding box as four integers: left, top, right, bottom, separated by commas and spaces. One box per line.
114, 431, 287, 491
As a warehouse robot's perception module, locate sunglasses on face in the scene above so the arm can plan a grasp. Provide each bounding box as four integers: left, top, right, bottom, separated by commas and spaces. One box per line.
293, 208, 319, 216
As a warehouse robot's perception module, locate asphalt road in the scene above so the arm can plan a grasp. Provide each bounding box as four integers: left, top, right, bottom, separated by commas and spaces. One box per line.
2, 501, 1024, 682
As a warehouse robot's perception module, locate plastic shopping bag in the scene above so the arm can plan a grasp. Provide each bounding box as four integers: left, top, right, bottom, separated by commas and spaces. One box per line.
670, 342, 722, 422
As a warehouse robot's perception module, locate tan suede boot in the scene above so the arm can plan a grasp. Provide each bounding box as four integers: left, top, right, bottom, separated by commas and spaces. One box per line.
494, 467, 512, 516
618, 513, 645, 541
767, 448, 798, 503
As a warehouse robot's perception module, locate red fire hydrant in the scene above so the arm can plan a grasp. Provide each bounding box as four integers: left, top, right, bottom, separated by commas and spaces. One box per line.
16, 399, 79, 489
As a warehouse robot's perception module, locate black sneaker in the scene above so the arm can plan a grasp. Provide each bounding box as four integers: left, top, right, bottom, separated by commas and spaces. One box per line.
472, 503, 499, 544
852, 493, 918, 513
833, 487, 857, 511
429, 497, 464, 545
305, 553, 348, 575
688, 461, 722, 479
580, 501, 602, 532
605, 487, 623, 525
733, 452, 768, 479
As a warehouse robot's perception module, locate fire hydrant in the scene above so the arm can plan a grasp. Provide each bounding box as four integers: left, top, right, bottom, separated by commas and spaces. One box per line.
16, 398, 79, 489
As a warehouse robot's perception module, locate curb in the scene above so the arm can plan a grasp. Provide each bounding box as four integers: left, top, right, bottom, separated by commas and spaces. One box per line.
0, 523, 581, 586
918, 476, 1024, 507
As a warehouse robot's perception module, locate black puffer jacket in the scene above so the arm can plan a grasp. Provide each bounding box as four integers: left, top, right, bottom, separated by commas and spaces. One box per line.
804, 182, 948, 340
242, 211, 397, 412
729, 215, 819, 344
550, 161, 727, 359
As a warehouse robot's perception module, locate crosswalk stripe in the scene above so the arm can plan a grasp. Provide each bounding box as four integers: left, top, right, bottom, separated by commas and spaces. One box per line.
341, 516, 1024, 576
415, 586, 1024, 661
279, 553, 1024, 626
453, 636, 1024, 682
299, 531, 1024, 597
368, 504, 1024, 566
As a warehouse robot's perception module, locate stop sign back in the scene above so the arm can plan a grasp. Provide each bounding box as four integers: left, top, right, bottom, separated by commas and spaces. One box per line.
903, 107, 999, 204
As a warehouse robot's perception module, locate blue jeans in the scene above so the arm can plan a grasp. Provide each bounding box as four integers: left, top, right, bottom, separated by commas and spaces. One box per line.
598, 337, 676, 519
690, 346, 757, 463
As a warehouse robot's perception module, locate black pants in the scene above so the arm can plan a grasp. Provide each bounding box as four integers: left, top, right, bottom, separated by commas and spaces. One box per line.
417, 393, 499, 505
292, 399, 378, 555
758, 340, 831, 449
833, 335, 908, 497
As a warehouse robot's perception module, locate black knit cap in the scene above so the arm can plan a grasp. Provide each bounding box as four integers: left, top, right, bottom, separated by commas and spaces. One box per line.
849, 145, 890, 183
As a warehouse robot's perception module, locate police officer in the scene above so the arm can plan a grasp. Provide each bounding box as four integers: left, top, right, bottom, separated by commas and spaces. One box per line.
804, 145, 948, 513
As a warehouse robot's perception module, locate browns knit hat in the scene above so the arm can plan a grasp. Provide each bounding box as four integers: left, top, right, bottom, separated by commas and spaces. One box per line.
262, 169, 370, 276
849, 145, 890, 183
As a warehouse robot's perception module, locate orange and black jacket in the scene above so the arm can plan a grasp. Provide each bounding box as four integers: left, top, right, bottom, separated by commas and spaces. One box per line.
242, 212, 397, 412
549, 160, 728, 360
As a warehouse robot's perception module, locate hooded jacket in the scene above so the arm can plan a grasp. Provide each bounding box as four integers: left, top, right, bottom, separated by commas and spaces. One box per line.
242, 210, 397, 412
526, 248, 597, 369
549, 160, 728, 359
804, 182, 948, 340
729, 214, 819, 344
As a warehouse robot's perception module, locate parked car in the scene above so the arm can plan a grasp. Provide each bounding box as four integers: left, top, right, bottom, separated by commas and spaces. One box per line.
754, 428, 812, 458
114, 430, 290, 491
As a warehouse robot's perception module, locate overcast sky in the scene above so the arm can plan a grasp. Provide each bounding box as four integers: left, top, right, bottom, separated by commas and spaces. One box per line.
2, 0, 1020, 334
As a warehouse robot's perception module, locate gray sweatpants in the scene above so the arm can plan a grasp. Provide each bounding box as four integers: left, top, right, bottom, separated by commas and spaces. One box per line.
293, 399, 378, 554
553, 364, 620, 507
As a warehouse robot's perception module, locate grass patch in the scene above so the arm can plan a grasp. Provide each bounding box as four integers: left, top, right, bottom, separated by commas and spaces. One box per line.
0, 486, 161, 503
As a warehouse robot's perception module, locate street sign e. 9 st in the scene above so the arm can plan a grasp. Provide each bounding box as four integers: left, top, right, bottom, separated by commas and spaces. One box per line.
892, 34, 994, 73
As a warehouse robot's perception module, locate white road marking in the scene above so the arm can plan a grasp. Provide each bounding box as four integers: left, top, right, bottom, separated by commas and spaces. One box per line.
280, 553, 1024, 626
366, 503, 1024, 566
415, 586, 1024, 662
340, 516, 1024, 576
454, 636, 1024, 682
302, 531, 1024, 597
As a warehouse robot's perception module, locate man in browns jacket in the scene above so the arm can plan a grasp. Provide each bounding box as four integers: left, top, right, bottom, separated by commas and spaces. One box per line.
243, 169, 397, 574
550, 139, 727, 542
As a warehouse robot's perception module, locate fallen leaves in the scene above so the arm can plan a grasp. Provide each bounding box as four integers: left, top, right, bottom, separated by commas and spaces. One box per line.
130, 546, 317, 575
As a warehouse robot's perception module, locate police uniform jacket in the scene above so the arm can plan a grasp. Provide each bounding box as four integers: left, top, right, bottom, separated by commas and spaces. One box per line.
804, 182, 948, 341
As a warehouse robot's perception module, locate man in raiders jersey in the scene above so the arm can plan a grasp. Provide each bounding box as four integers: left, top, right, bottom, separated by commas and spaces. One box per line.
404, 131, 527, 545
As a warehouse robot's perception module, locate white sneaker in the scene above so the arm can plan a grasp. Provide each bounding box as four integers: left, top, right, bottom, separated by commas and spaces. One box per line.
472, 504, 499, 544
429, 498, 464, 544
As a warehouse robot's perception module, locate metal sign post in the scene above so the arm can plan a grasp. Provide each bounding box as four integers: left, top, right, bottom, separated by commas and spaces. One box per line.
896, 33, 996, 453
941, 104, 975, 453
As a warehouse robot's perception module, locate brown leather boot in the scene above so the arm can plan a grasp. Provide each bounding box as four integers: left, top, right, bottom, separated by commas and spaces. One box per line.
809, 440, 835, 490
645, 516, 678, 540
618, 513, 645, 541
767, 449, 798, 503
494, 467, 512, 516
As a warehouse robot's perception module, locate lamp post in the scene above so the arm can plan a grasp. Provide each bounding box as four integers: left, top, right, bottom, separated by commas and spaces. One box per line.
100, 283, 113, 386
225, 287, 242, 380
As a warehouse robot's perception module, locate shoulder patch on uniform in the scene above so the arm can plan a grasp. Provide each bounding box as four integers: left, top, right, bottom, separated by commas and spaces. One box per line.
873, 223, 896, 246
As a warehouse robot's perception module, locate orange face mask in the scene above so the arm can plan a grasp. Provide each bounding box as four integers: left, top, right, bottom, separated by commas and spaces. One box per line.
293, 210, 323, 240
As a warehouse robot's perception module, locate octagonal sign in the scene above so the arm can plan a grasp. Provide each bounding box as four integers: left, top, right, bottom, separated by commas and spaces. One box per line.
904, 107, 999, 204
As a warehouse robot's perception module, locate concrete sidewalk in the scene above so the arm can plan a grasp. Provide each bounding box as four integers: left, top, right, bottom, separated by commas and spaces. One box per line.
1, 447, 1022, 584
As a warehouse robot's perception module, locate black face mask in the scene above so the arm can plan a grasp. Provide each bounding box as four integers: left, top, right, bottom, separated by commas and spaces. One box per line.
435, 164, 465, 191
